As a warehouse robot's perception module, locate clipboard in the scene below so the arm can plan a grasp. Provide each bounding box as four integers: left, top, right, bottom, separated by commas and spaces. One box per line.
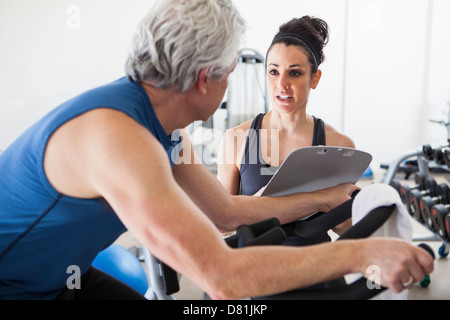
260, 146, 372, 197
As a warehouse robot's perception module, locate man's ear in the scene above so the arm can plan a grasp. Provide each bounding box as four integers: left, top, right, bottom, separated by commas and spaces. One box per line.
311, 69, 322, 89
197, 67, 208, 94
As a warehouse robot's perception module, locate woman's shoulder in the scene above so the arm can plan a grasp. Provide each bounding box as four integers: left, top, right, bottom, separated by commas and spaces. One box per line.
323, 121, 355, 148
223, 117, 255, 142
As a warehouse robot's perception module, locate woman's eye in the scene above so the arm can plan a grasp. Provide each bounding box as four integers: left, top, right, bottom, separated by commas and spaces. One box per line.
269, 69, 279, 76
290, 70, 302, 77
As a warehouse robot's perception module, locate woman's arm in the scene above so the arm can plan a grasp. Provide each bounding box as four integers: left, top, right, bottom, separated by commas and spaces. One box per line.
216, 125, 248, 195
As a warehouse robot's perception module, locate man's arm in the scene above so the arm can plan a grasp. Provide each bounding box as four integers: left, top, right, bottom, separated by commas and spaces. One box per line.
45, 109, 433, 299
172, 129, 358, 232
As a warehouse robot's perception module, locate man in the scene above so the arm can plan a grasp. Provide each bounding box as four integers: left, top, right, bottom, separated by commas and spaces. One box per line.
0, 0, 433, 299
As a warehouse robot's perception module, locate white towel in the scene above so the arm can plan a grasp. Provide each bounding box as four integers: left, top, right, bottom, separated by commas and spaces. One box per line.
348, 183, 413, 300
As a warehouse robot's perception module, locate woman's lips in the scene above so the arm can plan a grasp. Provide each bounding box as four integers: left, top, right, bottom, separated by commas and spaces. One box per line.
276, 94, 293, 103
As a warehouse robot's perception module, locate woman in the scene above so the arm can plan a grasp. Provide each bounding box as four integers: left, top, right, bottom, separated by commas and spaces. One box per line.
218, 16, 355, 243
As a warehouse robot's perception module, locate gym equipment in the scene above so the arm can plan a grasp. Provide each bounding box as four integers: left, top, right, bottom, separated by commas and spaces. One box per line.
381, 112, 450, 186
419, 183, 450, 229
251, 207, 434, 300
225, 217, 286, 248
361, 166, 374, 179
422, 144, 435, 161
420, 275, 431, 287
143, 199, 434, 300
446, 214, 450, 240
287, 192, 356, 241
381, 160, 419, 180
431, 204, 450, 240
422, 144, 433, 161
444, 149, 450, 168
409, 177, 437, 221
91, 243, 148, 295
380, 108, 450, 267
234, 207, 434, 300
438, 243, 450, 258
380, 147, 430, 186
433, 147, 447, 165
389, 178, 402, 194
142, 218, 286, 300
142, 249, 179, 300
444, 148, 450, 168
422, 144, 449, 165
226, 48, 268, 129
398, 172, 426, 207
398, 172, 428, 215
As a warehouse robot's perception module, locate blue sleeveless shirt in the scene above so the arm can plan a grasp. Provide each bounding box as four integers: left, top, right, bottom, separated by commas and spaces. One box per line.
0, 77, 181, 299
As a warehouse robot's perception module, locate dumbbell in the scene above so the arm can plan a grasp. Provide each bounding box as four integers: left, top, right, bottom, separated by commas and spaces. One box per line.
422, 144, 435, 161
423, 144, 450, 164
398, 172, 427, 212
433, 147, 448, 165
409, 177, 437, 222
431, 204, 450, 240
444, 149, 450, 168
446, 214, 450, 241
419, 183, 450, 229
389, 179, 403, 201
390, 179, 401, 193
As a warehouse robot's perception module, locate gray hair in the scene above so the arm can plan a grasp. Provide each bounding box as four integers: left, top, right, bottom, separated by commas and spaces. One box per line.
125, 0, 246, 92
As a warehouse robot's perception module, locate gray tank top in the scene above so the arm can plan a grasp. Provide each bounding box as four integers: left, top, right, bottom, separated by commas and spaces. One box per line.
239, 113, 326, 196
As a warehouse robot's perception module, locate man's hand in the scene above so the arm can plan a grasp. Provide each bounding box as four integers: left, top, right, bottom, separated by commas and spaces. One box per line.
357, 238, 434, 293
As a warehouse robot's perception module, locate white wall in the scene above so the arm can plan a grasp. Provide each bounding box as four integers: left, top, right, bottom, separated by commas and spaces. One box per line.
343, 0, 450, 168
426, 0, 450, 146
0, 0, 151, 152
1, 0, 449, 172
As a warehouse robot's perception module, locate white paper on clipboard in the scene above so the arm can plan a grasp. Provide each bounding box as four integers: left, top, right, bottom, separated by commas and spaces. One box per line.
260, 146, 372, 197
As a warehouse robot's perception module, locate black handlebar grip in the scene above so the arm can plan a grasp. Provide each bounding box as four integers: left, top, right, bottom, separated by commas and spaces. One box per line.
337, 204, 396, 240
295, 198, 353, 238
225, 217, 286, 248
293, 190, 360, 239
243, 217, 281, 236
237, 226, 286, 247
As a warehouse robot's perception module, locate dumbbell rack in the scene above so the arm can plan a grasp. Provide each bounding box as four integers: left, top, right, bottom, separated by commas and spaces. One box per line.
381, 122, 450, 259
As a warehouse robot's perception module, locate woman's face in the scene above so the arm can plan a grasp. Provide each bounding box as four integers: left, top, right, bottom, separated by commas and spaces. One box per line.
266, 43, 321, 114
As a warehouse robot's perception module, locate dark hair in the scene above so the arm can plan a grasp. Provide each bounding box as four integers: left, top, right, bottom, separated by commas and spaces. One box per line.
267, 16, 329, 73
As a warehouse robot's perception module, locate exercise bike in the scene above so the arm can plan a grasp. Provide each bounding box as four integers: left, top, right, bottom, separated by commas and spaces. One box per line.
142, 193, 434, 300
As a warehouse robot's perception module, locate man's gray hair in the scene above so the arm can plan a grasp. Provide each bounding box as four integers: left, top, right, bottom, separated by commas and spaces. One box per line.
125, 0, 246, 92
